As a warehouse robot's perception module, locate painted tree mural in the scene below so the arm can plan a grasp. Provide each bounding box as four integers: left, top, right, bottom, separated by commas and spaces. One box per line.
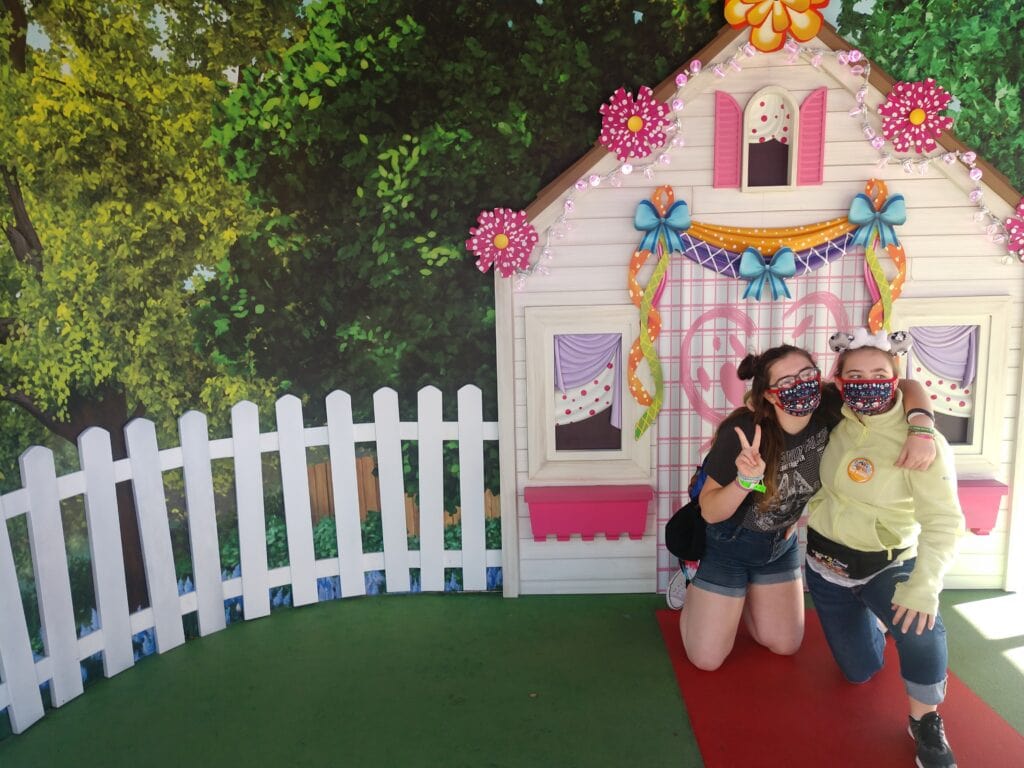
0, 0, 296, 606
1, 0, 1021, 610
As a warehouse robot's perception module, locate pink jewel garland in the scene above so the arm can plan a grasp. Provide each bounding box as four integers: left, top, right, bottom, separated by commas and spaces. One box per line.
877, 78, 954, 154
466, 208, 539, 278
1007, 198, 1024, 258
598, 85, 671, 161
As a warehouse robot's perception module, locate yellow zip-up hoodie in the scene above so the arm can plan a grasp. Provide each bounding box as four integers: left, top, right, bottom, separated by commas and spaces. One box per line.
806, 391, 965, 615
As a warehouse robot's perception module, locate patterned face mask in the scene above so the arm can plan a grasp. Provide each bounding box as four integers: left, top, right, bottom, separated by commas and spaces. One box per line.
768, 376, 821, 416
838, 377, 898, 415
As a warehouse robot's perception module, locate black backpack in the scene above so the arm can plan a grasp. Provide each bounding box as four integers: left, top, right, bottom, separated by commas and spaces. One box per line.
664, 461, 708, 562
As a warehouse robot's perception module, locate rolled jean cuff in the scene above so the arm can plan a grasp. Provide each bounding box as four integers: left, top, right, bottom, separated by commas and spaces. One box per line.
751, 566, 802, 586
904, 676, 947, 706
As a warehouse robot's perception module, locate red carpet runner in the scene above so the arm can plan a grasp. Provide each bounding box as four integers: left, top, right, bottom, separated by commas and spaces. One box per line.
657, 609, 1024, 767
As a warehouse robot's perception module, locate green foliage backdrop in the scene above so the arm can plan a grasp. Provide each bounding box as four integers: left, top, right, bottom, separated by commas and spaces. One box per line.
836, 0, 1023, 191
1, 0, 1021, 482
205, 0, 720, 426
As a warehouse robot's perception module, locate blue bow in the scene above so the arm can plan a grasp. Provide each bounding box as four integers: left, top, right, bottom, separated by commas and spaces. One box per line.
634, 199, 690, 254
738, 247, 796, 301
848, 193, 906, 249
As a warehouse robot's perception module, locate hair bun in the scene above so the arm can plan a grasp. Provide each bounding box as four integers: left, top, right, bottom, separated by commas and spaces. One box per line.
736, 353, 759, 381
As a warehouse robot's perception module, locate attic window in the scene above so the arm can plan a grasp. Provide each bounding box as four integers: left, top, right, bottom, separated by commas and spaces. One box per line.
745, 89, 797, 187
714, 86, 827, 190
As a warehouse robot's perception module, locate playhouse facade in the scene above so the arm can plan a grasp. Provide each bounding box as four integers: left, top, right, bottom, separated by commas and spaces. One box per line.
493, 24, 1024, 597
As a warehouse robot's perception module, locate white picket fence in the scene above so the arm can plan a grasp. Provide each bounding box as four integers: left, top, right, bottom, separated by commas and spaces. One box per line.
0, 385, 500, 734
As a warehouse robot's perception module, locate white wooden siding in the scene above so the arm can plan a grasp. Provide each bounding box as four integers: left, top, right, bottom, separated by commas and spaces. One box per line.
511, 39, 1020, 594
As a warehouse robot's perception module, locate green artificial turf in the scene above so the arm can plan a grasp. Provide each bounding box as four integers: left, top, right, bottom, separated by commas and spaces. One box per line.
0, 593, 700, 768
935, 589, 1024, 736
3, 589, 1022, 768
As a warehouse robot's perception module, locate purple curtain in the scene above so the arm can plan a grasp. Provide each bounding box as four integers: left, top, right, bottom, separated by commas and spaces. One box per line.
908, 326, 978, 388
554, 333, 622, 429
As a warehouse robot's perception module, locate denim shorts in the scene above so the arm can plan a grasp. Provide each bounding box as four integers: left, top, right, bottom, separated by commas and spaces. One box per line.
692, 521, 801, 598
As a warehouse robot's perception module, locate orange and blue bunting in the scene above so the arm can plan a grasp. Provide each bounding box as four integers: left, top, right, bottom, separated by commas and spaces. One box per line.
624, 178, 908, 431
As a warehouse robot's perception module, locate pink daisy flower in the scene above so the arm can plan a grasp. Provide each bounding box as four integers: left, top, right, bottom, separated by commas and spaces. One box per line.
598, 86, 671, 161
466, 208, 538, 277
877, 78, 955, 154
1007, 197, 1024, 255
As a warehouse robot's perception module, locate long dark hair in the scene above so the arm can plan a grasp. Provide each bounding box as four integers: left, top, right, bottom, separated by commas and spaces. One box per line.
720, 344, 816, 510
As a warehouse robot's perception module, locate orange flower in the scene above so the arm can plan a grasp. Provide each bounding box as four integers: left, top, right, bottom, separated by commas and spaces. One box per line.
725, 0, 830, 53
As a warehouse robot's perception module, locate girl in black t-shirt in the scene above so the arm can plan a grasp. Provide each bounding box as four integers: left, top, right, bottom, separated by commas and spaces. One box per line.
677, 344, 935, 671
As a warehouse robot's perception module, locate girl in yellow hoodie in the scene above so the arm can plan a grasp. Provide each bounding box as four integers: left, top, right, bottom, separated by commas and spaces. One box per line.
806, 329, 964, 768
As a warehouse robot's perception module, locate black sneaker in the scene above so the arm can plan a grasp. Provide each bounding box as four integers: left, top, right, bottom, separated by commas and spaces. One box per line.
908, 712, 957, 768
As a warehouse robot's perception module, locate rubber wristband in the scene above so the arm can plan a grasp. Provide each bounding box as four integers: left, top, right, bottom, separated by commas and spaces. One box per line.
735, 477, 767, 493
909, 433, 935, 440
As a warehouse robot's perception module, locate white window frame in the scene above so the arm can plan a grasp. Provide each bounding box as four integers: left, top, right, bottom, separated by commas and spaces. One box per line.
740, 86, 799, 193
891, 295, 1010, 477
524, 305, 652, 482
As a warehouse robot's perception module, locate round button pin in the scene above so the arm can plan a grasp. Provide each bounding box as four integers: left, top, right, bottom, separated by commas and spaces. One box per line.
847, 457, 874, 483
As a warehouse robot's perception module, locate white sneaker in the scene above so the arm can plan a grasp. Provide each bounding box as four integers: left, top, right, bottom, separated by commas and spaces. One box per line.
666, 567, 687, 610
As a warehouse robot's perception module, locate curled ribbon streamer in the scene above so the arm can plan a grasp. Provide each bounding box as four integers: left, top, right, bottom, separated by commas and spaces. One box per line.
627, 248, 660, 407
738, 247, 796, 301
867, 244, 906, 332
634, 198, 691, 254
863, 237, 893, 331
866, 178, 888, 209
864, 259, 882, 304
855, 179, 905, 332
634, 252, 669, 439
849, 192, 906, 249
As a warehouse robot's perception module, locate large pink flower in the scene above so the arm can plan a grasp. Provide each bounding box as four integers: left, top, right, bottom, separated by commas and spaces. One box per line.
598, 86, 671, 161
466, 208, 538, 277
725, 0, 830, 53
1007, 198, 1024, 255
877, 78, 955, 154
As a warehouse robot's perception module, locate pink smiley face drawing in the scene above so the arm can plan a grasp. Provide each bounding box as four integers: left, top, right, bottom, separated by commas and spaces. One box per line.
679, 292, 852, 441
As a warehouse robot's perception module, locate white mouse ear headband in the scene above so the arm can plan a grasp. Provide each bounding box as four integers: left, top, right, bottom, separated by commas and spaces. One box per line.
829, 328, 912, 356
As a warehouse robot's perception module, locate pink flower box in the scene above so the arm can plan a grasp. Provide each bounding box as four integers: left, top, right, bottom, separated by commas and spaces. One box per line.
523, 485, 653, 542
957, 479, 1007, 535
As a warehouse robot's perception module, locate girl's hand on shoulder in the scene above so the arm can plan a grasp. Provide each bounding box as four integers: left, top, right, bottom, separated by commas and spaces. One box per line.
891, 603, 936, 635
895, 434, 936, 470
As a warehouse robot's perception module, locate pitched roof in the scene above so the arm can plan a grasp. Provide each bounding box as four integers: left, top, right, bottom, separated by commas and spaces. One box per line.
525, 21, 1021, 220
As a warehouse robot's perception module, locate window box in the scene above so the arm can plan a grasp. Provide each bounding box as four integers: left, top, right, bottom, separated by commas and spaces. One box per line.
957, 479, 1007, 535
524, 485, 653, 542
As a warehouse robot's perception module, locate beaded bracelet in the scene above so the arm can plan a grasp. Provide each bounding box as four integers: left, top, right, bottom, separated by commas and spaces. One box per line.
908, 424, 935, 435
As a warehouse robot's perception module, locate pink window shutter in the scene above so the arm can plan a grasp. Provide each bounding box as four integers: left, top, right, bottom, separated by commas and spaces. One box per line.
713, 91, 742, 188
797, 86, 828, 185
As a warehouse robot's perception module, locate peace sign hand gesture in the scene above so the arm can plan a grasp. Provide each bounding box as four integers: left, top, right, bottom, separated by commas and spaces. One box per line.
734, 425, 766, 480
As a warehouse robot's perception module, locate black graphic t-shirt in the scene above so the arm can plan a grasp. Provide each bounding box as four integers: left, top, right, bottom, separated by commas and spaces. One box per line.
703, 410, 833, 532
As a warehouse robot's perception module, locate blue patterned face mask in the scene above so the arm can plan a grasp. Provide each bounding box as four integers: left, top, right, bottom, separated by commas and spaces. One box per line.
838, 377, 898, 414
768, 376, 821, 416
